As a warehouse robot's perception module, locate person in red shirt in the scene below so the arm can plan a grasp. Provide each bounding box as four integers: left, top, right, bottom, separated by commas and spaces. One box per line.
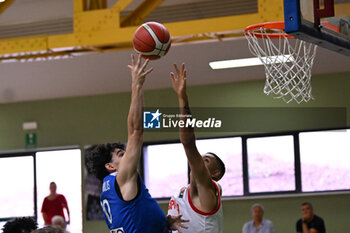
41, 182, 70, 226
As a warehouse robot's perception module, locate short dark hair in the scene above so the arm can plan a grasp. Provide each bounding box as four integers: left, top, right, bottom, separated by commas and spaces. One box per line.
302, 202, 313, 209
85, 142, 125, 181
2, 217, 38, 233
206, 152, 226, 181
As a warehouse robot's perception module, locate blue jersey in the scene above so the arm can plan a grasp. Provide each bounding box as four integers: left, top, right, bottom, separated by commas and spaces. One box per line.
100, 172, 169, 233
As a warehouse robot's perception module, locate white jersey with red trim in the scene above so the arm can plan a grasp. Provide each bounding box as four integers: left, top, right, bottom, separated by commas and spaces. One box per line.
167, 181, 223, 233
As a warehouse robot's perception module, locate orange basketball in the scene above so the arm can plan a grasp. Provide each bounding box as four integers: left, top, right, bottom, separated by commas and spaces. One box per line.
133, 22, 171, 60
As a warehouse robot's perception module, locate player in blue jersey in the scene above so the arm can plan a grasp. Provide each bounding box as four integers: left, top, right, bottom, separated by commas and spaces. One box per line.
86, 54, 188, 233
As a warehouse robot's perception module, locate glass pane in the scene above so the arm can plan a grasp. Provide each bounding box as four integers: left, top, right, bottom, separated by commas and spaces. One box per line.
0, 222, 6, 231
247, 135, 295, 193
36, 149, 82, 233
195, 137, 243, 196
144, 143, 188, 198
299, 130, 350, 192
0, 156, 34, 218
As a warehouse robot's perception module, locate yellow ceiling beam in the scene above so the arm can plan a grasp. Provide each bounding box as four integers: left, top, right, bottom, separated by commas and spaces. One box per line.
52, 0, 284, 48
48, 13, 277, 50
73, 0, 87, 13
88, 0, 107, 10
0, 0, 15, 14
112, 0, 134, 11
0, 0, 285, 59
0, 35, 48, 54
121, 0, 164, 27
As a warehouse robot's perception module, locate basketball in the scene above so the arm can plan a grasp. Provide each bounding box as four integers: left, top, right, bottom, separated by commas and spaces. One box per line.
133, 22, 171, 60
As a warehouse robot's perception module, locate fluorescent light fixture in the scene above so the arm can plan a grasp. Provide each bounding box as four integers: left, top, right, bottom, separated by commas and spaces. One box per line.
209, 55, 294, 69
0, 0, 5, 2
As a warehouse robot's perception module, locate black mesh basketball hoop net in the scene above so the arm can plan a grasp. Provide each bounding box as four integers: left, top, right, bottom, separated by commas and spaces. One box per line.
245, 22, 317, 104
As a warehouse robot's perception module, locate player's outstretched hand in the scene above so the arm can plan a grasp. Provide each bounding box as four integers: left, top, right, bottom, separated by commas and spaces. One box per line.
170, 63, 187, 98
128, 53, 153, 87
167, 214, 189, 233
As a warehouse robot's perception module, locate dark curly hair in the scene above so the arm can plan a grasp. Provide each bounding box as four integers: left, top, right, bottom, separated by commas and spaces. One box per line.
2, 217, 38, 233
85, 142, 125, 181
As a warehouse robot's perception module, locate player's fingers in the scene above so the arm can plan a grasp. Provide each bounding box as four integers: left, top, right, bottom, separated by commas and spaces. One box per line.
173, 63, 180, 75
170, 72, 176, 80
180, 224, 189, 228
183, 69, 187, 79
140, 58, 150, 72
142, 67, 153, 77
130, 54, 135, 66
181, 63, 185, 73
181, 218, 190, 222
136, 53, 142, 67
127, 65, 133, 70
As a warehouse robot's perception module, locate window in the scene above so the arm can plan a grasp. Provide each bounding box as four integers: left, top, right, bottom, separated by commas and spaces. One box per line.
144, 143, 188, 198
299, 130, 350, 192
247, 135, 295, 193
143, 137, 243, 198
0, 148, 82, 233
143, 128, 350, 198
36, 149, 82, 232
0, 155, 34, 219
195, 137, 243, 196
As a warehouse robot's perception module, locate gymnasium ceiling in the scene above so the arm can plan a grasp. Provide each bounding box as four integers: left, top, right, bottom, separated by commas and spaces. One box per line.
0, 0, 349, 103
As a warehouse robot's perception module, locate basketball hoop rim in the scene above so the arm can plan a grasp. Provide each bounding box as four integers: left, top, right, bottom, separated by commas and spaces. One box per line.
244, 21, 294, 39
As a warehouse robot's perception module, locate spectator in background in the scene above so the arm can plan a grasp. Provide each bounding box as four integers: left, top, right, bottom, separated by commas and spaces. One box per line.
242, 204, 274, 233
32, 226, 64, 233
51, 216, 70, 233
296, 202, 325, 233
41, 182, 70, 226
2, 217, 37, 233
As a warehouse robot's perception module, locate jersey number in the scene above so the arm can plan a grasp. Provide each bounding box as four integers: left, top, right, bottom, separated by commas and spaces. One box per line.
101, 199, 113, 224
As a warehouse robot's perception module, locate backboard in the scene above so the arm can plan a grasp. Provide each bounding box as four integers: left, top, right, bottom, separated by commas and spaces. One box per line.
284, 0, 350, 56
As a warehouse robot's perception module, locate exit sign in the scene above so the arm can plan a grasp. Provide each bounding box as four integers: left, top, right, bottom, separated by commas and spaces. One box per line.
26, 133, 37, 148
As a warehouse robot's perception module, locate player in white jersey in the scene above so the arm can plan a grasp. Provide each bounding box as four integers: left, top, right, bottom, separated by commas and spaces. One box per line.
167, 63, 226, 233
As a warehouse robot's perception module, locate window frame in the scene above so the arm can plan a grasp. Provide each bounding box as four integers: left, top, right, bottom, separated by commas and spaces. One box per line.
142, 135, 245, 199
142, 127, 350, 199
0, 146, 80, 224
0, 152, 37, 222
242, 133, 300, 196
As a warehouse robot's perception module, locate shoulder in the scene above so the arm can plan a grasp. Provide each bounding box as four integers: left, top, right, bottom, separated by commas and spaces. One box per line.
212, 181, 222, 196
296, 218, 302, 225
243, 220, 252, 230
314, 215, 325, 223
243, 220, 253, 227
42, 197, 49, 204
104, 172, 116, 179
57, 194, 67, 202
175, 186, 188, 198
264, 219, 273, 225
57, 194, 66, 199
215, 181, 222, 194
102, 173, 116, 187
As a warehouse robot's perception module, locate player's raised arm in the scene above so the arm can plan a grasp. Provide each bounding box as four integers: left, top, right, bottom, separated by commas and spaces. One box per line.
117, 54, 153, 201
170, 63, 218, 212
